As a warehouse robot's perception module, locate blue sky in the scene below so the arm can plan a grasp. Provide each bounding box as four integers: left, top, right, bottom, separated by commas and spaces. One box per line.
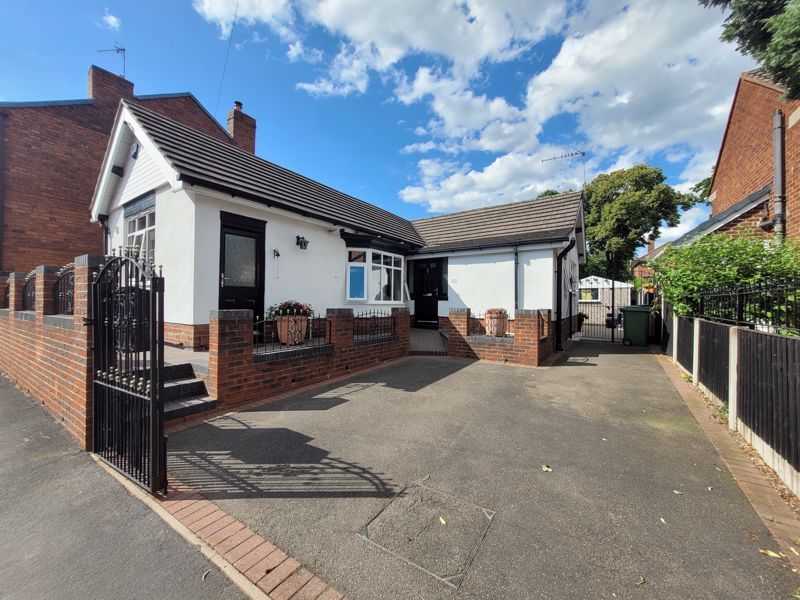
0, 1, 755, 246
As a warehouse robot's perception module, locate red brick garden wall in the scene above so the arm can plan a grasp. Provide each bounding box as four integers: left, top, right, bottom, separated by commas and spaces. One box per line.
444, 308, 572, 366
207, 308, 410, 407
0, 255, 102, 448
164, 322, 210, 350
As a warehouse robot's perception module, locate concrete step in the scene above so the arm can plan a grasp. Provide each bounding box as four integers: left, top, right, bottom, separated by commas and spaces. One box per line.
163, 377, 208, 402
164, 395, 218, 422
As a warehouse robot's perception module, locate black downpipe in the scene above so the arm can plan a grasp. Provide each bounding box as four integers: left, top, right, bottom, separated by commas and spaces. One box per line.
556, 238, 576, 351
98, 214, 110, 255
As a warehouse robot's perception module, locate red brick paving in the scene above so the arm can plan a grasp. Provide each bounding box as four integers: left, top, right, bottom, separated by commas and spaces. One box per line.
157, 479, 345, 599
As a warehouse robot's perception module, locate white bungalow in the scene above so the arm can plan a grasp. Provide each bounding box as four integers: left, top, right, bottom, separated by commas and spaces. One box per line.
90, 101, 586, 348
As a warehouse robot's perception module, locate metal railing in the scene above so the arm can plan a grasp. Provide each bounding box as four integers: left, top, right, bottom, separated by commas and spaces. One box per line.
53, 264, 75, 315
353, 310, 394, 342
698, 277, 799, 336
22, 273, 36, 311
253, 312, 331, 355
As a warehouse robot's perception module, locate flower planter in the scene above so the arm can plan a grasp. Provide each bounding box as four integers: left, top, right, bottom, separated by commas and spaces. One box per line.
276, 315, 308, 345
485, 309, 508, 337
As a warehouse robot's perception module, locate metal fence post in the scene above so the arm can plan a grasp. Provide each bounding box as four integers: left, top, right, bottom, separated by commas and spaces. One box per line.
727, 327, 739, 431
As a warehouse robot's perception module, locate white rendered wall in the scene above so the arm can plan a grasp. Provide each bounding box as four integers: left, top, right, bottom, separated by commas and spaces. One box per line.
192, 192, 406, 323
437, 250, 516, 317
519, 248, 555, 311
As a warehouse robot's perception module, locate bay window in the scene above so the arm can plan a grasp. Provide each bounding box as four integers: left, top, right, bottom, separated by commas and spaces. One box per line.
346, 249, 404, 303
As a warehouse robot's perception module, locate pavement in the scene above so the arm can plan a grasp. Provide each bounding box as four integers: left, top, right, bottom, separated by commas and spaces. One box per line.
0, 376, 242, 600
168, 343, 800, 599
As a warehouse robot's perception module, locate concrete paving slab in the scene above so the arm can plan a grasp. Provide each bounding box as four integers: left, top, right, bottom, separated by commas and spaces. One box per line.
168, 343, 800, 599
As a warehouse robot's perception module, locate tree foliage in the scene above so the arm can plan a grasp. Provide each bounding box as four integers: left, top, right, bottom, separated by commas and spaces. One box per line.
699, 0, 800, 99
691, 176, 713, 204
537, 189, 561, 198
650, 229, 800, 315
584, 165, 694, 278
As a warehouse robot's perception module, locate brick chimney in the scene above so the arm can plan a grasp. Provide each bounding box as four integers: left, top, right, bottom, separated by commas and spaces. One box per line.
646, 234, 655, 255
227, 101, 256, 153
88, 65, 134, 107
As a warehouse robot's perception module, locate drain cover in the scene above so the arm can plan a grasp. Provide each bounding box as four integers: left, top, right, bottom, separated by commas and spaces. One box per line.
358, 482, 495, 589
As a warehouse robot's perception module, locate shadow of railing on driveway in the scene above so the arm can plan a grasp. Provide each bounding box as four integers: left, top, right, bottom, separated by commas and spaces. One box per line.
168, 421, 395, 500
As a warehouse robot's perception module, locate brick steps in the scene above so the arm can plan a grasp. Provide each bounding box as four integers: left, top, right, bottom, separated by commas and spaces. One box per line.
162, 363, 217, 422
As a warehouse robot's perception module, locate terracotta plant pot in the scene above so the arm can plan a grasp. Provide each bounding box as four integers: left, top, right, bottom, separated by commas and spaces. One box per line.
485, 308, 508, 337
276, 315, 308, 345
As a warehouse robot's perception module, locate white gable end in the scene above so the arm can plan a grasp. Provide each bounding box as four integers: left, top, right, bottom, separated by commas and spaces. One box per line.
109, 141, 169, 211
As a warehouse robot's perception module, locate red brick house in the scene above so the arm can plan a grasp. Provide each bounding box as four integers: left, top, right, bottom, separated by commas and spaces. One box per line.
0, 65, 256, 273
706, 69, 799, 239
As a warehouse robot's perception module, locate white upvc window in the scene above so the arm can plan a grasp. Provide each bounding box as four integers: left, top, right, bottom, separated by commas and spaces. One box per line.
126, 208, 156, 262
346, 249, 405, 303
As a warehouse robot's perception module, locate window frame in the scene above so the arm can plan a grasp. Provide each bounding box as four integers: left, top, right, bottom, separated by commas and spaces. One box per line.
125, 207, 156, 262
346, 248, 405, 304
580, 287, 600, 302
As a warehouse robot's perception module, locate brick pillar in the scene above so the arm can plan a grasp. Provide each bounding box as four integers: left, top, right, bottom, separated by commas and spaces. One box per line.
34, 265, 59, 319
0, 272, 8, 309
327, 309, 353, 372
513, 309, 540, 365
74, 254, 105, 450
208, 309, 253, 404
7, 272, 26, 312
392, 307, 411, 355
446, 308, 472, 358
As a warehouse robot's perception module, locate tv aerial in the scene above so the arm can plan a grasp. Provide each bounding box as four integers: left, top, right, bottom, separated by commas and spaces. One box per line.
98, 44, 127, 78
542, 149, 587, 192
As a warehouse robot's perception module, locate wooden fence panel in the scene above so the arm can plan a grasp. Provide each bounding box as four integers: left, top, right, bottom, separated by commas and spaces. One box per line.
738, 329, 800, 471
677, 317, 694, 372
698, 320, 730, 402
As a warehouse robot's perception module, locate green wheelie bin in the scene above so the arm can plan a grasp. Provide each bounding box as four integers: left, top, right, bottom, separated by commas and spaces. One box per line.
619, 306, 650, 347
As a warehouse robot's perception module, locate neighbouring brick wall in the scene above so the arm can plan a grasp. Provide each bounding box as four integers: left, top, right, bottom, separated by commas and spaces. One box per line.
445, 308, 573, 366
711, 76, 800, 240
0, 254, 102, 448
164, 322, 210, 350
0, 66, 237, 274
208, 308, 410, 407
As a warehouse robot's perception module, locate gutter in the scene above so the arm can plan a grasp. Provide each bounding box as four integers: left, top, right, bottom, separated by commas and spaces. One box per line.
0, 111, 6, 270
773, 110, 786, 242
555, 238, 576, 351
411, 235, 571, 256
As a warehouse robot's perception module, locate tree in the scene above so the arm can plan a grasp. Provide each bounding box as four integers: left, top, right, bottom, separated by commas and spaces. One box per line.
583, 165, 694, 279
699, 0, 800, 99
537, 189, 560, 198
691, 176, 713, 204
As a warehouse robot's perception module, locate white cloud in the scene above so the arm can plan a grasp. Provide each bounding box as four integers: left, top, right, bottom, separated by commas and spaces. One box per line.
193, 0, 754, 228
658, 204, 711, 244
287, 40, 323, 62
101, 8, 121, 31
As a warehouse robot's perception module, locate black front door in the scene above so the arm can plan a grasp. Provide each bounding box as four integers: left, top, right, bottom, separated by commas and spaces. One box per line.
219, 212, 265, 317
413, 259, 442, 327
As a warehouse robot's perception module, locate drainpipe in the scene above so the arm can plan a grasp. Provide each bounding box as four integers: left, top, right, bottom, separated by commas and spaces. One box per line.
513, 245, 519, 312
555, 238, 576, 351
773, 110, 786, 242
98, 214, 110, 255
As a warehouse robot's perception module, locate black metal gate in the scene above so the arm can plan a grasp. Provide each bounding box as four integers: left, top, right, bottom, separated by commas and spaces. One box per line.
92, 253, 166, 493
576, 279, 628, 342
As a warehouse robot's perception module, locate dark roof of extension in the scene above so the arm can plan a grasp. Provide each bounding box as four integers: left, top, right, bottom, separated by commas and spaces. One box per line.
411, 191, 583, 253
670, 183, 771, 248
124, 100, 425, 247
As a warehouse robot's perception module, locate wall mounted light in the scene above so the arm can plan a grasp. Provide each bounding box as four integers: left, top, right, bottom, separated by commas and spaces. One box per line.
273, 248, 281, 258
296, 236, 310, 250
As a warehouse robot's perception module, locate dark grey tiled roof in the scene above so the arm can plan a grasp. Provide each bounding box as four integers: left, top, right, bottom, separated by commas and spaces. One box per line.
124, 101, 425, 247
411, 191, 583, 253
671, 183, 771, 247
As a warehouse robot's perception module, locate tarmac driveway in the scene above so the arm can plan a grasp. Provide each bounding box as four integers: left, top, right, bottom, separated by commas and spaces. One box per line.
168, 343, 798, 599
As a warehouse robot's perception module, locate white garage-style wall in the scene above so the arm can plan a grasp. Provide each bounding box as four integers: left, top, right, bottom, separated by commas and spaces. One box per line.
519, 248, 555, 311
